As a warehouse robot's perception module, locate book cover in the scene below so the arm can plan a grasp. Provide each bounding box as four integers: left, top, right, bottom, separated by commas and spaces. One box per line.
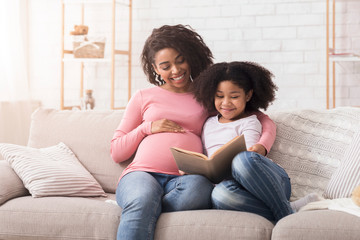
170, 134, 247, 183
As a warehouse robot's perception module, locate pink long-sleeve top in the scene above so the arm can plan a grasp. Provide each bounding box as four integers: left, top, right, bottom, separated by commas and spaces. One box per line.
111, 86, 276, 181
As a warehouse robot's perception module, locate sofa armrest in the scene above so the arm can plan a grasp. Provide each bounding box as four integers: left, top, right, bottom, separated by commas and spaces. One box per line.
0, 160, 28, 205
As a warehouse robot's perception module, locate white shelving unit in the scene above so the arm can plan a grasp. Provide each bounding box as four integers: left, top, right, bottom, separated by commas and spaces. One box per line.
329, 55, 360, 62
326, 0, 359, 109
60, 0, 132, 110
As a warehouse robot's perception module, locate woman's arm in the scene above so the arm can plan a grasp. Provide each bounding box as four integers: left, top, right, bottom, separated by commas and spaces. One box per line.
111, 90, 186, 163
110, 92, 152, 163
251, 111, 276, 156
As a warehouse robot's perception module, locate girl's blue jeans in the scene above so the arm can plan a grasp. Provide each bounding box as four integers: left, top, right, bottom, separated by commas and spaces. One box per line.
212, 151, 293, 222
115, 171, 213, 240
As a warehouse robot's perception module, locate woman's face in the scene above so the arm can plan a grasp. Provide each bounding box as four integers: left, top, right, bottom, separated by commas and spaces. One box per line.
152, 48, 191, 93
215, 80, 253, 123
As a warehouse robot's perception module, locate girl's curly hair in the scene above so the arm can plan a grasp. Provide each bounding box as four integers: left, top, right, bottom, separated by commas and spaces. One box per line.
141, 24, 213, 85
192, 61, 278, 113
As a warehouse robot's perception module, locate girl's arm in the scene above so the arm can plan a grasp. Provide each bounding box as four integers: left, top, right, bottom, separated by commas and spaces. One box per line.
242, 117, 262, 149
251, 111, 276, 156
110, 92, 152, 163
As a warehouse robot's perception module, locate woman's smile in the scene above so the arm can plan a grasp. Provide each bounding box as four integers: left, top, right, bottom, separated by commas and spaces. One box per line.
171, 73, 186, 81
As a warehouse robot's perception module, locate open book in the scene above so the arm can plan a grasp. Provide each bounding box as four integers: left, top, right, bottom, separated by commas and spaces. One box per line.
170, 135, 247, 183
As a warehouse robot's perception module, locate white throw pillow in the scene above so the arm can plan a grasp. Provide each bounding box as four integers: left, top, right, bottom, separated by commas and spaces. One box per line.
0, 142, 106, 198
268, 107, 360, 201
324, 131, 360, 199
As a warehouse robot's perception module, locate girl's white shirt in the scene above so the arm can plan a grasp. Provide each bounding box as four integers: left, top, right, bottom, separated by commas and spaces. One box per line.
202, 114, 262, 157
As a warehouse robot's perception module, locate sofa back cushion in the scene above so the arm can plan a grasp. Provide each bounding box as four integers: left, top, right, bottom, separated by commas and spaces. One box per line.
268, 107, 360, 201
27, 108, 130, 193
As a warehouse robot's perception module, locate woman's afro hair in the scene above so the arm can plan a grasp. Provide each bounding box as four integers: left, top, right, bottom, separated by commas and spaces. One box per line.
141, 24, 213, 86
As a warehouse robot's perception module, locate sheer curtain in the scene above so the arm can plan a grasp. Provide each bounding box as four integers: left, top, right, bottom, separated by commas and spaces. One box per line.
0, 0, 29, 101
0, 0, 41, 146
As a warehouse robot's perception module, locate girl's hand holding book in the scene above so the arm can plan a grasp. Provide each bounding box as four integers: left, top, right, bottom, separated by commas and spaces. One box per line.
248, 144, 266, 156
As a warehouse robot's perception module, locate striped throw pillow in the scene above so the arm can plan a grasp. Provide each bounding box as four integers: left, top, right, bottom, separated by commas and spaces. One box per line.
324, 131, 360, 199
0, 142, 106, 198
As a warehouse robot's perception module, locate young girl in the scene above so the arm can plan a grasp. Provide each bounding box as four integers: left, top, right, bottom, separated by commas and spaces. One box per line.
192, 61, 319, 222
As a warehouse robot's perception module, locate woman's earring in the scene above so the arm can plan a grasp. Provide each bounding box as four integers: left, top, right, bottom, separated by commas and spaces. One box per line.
190, 75, 194, 82
156, 74, 165, 85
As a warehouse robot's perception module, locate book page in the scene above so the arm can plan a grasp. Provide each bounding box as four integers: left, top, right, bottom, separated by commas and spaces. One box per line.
171, 147, 208, 160
171, 134, 247, 183
207, 135, 247, 182
170, 148, 211, 175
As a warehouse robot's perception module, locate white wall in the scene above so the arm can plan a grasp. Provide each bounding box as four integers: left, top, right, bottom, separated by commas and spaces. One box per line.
28, 0, 360, 111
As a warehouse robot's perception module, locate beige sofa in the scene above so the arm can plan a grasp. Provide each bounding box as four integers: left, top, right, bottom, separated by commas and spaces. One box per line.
1, 107, 360, 240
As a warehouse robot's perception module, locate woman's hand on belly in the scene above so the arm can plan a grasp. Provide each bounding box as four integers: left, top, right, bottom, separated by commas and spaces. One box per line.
151, 119, 185, 134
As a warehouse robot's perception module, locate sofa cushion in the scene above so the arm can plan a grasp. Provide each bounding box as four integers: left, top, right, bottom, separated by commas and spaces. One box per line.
268, 107, 360, 200
324, 130, 360, 199
155, 210, 274, 240
272, 210, 360, 240
0, 160, 28, 205
0, 195, 120, 240
27, 108, 129, 193
0, 195, 274, 240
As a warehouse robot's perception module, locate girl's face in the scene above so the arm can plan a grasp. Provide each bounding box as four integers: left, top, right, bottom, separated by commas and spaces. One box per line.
215, 80, 253, 123
152, 48, 191, 93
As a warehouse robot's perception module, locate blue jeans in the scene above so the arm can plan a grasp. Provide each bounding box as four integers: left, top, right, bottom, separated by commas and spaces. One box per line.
116, 171, 214, 240
212, 151, 292, 222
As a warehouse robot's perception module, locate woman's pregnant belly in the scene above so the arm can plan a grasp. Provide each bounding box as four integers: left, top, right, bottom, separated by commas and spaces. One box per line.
132, 131, 203, 173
